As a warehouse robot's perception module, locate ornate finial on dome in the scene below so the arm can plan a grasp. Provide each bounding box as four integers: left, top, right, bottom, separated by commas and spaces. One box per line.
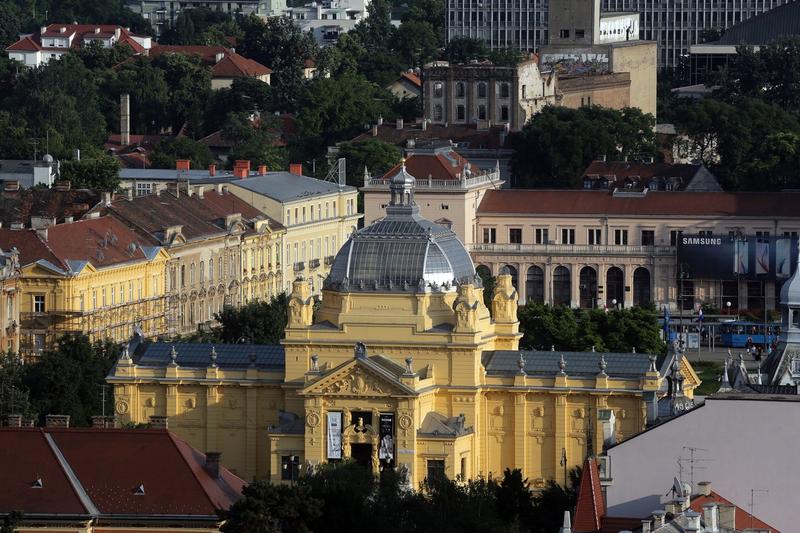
648, 354, 657, 372
558, 354, 566, 375
598, 354, 607, 375
209, 346, 218, 368
310, 354, 319, 373
388, 159, 416, 208
551, 345, 555, 352
169, 346, 178, 366
517, 353, 526, 375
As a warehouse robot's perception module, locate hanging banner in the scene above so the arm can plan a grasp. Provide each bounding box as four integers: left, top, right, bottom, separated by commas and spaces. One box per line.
756, 240, 770, 275
777, 238, 792, 278
378, 413, 395, 465
327, 412, 342, 459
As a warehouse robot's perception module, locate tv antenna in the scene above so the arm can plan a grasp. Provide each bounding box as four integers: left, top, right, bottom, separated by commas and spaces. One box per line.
324, 158, 346, 187
679, 446, 711, 491
749, 489, 768, 529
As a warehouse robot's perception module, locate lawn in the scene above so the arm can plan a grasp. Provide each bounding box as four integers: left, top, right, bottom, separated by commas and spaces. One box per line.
692, 360, 724, 396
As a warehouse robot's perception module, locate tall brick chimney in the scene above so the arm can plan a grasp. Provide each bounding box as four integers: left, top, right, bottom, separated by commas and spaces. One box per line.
120, 93, 130, 146
289, 163, 303, 176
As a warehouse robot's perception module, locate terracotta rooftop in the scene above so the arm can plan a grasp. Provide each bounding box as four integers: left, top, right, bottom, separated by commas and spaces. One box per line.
351, 123, 509, 150
0, 427, 243, 520
149, 45, 271, 77
400, 71, 421, 88
0, 187, 101, 227
6, 24, 146, 54
0, 216, 159, 272
380, 148, 470, 181
690, 490, 778, 532
477, 189, 800, 218
99, 187, 283, 246
573, 458, 605, 533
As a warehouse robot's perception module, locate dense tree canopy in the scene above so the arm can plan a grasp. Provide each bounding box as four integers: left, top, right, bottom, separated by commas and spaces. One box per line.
214, 294, 289, 345
60, 154, 120, 190
509, 106, 656, 188
337, 139, 402, 186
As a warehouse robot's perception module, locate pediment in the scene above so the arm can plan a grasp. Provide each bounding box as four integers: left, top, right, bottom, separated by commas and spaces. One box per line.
301, 358, 416, 398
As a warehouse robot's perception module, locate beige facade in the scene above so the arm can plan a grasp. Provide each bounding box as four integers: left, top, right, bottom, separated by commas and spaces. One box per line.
228, 173, 361, 296
0, 248, 20, 354
422, 59, 557, 132
557, 71, 631, 110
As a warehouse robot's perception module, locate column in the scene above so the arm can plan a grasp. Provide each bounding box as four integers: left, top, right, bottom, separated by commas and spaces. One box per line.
553, 394, 568, 486
205, 385, 219, 454
513, 393, 527, 475
544, 264, 552, 305
518, 264, 527, 303
624, 266, 634, 308
570, 265, 580, 308
245, 387, 258, 481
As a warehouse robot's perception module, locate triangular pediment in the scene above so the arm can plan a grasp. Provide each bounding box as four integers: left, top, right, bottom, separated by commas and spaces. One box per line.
301, 357, 416, 397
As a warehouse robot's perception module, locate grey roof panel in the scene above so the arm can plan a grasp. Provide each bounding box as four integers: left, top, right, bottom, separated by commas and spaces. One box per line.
134, 342, 285, 370
483, 350, 651, 377
715, 1, 800, 45
231, 172, 356, 202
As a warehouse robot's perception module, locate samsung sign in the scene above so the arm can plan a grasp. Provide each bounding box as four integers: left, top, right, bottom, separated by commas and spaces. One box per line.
677, 233, 798, 281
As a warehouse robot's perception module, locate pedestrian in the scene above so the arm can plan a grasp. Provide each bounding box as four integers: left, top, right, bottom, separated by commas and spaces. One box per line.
756, 345, 763, 361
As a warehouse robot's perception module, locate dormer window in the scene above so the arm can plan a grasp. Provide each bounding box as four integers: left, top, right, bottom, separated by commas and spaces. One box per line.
134, 483, 145, 495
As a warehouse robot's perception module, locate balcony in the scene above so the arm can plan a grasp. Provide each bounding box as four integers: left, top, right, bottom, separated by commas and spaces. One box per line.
364, 168, 502, 191
469, 243, 675, 256
309, 258, 321, 269
293, 261, 305, 272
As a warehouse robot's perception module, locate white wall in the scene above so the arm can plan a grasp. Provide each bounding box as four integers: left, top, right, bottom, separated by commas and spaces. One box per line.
606, 397, 800, 532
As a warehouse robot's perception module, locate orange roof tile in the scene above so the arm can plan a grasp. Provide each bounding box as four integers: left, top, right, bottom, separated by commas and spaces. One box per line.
574, 458, 605, 533
381, 149, 470, 181
691, 491, 779, 532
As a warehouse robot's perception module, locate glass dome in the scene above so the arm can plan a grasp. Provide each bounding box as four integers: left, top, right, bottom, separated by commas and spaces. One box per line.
324, 164, 477, 293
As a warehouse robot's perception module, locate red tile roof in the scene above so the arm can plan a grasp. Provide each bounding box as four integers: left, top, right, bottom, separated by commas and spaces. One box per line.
573, 458, 605, 533
6, 25, 147, 54
584, 161, 703, 181
0, 187, 101, 228
691, 491, 778, 532
150, 45, 271, 78
0, 216, 157, 272
380, 149, 470, 181
6, 36, 41, 51
400, 71, 421, 88
0, 427, 244, 520
477, 189, 800, 218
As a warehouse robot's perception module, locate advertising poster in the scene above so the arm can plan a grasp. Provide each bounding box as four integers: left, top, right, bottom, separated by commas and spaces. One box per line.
777, 238, 792, 278
735, 240, 749, 275
327, 412, 342, 459
756, 240, 770, 275
378, 413, 395, 465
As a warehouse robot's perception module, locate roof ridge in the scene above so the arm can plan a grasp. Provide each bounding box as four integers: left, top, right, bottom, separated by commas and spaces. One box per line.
43, 431, 100, 516
165, 431, 221, 512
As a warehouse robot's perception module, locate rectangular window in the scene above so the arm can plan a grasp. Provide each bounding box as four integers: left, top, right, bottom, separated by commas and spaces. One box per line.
559, 29, 570, 38
588, 228, 602, 245
427, 459, 446, 481
33, 295, 45, 313
575, 29, 585, 39
670, 230, 679, 246
755, 231, 770, 238
561, 228, 575, 245
135, 183, 152, 196
614, 229, 628, 245
92, 291, 97, 310
457, 105, 465, 121
483, 227, 496, 243
535, 228, 549, 244
641, 230, 655, 246
281, 455, 300, 481
509, 228, 522, 244
698, 230, 714, 237
500, 105, 509, 121
783, 231, 799, 239
478, 105, 487, 120
111, 286, 116, 305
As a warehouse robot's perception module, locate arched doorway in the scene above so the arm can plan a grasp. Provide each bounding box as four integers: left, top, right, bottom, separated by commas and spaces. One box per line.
606, 267, 624, 309
526, 266, 544, 304
553, 266, 571, 306
503, 265, 518, 291
579, 266, 598, 309
633, 267, 651, 307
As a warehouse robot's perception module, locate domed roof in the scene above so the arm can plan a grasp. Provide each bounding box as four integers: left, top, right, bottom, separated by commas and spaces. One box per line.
780, 248, 800, 306
324, 164, 477, 293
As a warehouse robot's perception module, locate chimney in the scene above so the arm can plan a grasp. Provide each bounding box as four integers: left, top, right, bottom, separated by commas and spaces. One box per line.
258, 164, 267, 175
54, 180, 71, 191
35, 228, 48, 241
215, 51, 225, 63
91, 415, 116, 429
651, 510, 666, 527
372, 124, 378, 136
641, 520, 651, 533
233, 166, 248, 179
208, 163, 216, 176
4, 180, 20, 192
64, 216, 74, 224
197, 186, 204, 199
289, 163, 303, 176
126, 187, 134, 200
396, 118, 404, 130
6, 414, 22, 427
149, 415, 168, 429
94, 27, 101, 34
103, 191, 113, 205
205, 451, 222, 479
40, 26, 47, 35
702, 503, 719, 533
684, 510, 701, 531
234, 160, 251, 172
718, 504, 736, 529
377, 115, 383, 126
186, 185, 194, 197
114, 27, 121, 40
216, 183, 224, 195
176, 159, 191, 171
697, 481, 712, 496
45, 414, 70, 428
120, 93, 131, 146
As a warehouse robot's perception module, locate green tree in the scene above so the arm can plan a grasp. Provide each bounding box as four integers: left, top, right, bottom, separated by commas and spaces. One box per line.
529, 467, 581, 533
0, 352, 33, 419
1, 511, 23, 533
444, 37, 489, 63
518, 303, 579, 351
403, 0, 445, 42
150, 53, 212, 136
215, 294, 288, 345
150, 137, 214, 169
23, 334, 119, 427
60, 155, 120, 190
300, 461, 377, 533
395, 20, 439, 68
0, 3, 22, 48
219, 480, 321, 533
488, 48, 525, 67
509, 106, 655, 188
337, 139, 401, 186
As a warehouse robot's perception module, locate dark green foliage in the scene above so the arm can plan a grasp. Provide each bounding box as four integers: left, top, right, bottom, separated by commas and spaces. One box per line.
0, 3, 22, 48
0, 351, 33, 419
444, 37, 489, 63
22, 334, 119, 427
518, 303, 666, 354
476, 265, 495, 311
222, 112, 288, 171
509, 106, 655, 188
150, 137, 214, 170
159, 7, 235, 45
60, 155, 120, 190
215, 294, 289, 345
221, 463, 583, 533
1, 511, 23, 533
337, 139, 401, 186
150, 53, 212, 136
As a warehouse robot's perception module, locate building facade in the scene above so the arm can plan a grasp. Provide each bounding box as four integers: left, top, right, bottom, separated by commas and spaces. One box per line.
473, 189, 800, 311
422, 58, 556, 132
227, 171, 361, 296
0, 248, 20, 354
109, 167, 698, 487
148, 45, 272, 90
0, 218, 169, 359
97, 184, 285, 337
126, 0, 283, 35
284, 0, 369, 45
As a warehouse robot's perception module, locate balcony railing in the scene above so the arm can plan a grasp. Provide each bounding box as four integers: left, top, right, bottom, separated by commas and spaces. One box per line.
469, 243, 675, 256
365, 169, 502, 190
309, 258, 321, 269
293, 261, 305, 272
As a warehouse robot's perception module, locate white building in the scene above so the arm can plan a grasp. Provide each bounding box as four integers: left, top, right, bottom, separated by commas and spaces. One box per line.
125, 0, 284, 36
6, 24, 151, 68
285, 0, 369, 45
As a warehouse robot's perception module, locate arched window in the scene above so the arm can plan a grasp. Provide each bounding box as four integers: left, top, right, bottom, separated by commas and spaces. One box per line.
526, 266, 544, 304
209, 258, 214, 281
579, 266, 597, 309
633, 267, 651, 307
200, 261, 205, 284
500, 82, 510, 98
606, 267, 624, 308
553, 266, 571, 306
434, 82, 444, 97
456, 82, 465, 97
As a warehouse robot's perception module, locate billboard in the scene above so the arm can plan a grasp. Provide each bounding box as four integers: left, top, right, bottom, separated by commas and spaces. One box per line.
677, 234, 798, 281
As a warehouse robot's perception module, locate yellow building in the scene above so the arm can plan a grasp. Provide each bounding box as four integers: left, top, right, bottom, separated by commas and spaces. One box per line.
0, 217, 169, 359
227, 169, 361, 296
108, 167, 696, 485
0, 247, 20, 354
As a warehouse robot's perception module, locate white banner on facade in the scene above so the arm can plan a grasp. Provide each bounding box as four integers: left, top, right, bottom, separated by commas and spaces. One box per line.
327, 411, 342, 459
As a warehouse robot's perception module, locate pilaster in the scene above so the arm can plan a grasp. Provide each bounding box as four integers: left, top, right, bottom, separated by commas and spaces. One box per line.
513, 393, 527, 474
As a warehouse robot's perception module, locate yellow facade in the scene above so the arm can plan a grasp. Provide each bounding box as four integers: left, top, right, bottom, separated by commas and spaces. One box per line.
0, 248, 20, 354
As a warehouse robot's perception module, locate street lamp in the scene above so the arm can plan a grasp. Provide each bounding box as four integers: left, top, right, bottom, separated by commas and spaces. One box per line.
612, 298, 618, 310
